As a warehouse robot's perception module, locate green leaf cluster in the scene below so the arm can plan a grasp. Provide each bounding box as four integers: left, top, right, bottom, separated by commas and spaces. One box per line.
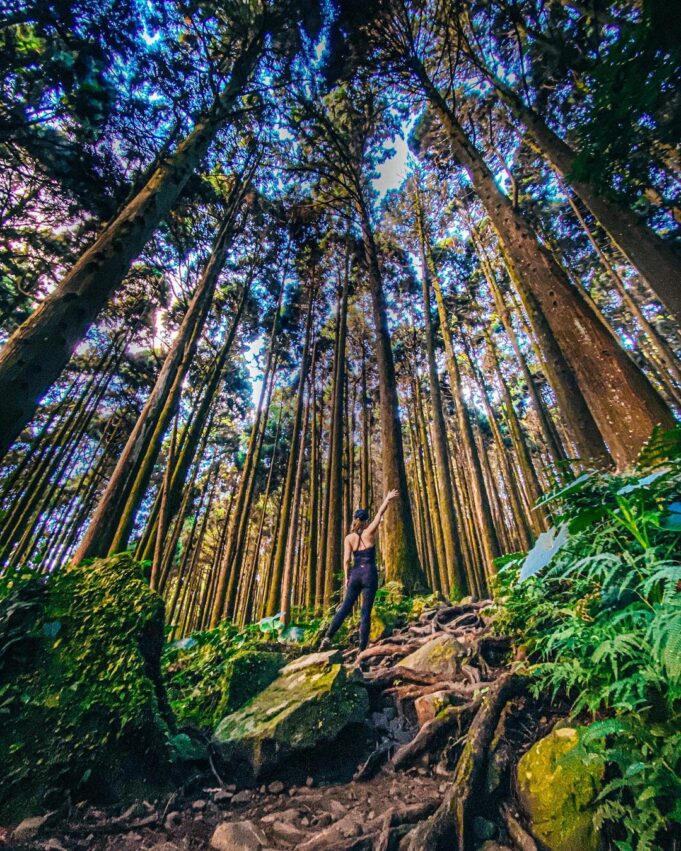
493, 429, 681, 850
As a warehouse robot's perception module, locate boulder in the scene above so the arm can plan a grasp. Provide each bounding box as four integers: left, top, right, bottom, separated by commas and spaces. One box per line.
0, 554, 172, 821
210, 820, 268, 851
399, 634, 467, 680
213, 650, 368, 781
217, 650, 285, 717
516, 726, 603, 851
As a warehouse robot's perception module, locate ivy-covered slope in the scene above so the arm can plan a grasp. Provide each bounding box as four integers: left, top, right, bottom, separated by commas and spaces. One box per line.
0, 554, 173, 820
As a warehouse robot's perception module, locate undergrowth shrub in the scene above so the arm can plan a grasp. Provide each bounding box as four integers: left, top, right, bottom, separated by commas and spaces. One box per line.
494, 426, 681, 851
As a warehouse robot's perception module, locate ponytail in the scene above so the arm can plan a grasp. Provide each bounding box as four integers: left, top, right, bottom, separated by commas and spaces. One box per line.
351, 518, 367, 535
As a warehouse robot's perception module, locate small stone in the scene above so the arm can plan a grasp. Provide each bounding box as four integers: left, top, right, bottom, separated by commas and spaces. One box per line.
210, 820, 268, 851
271, 821, 308, 842
164, 811, 181, 831
12, 814, 53, 842
316, 813, 333, 827
125, 833, 142, 842
225, 784, 237, 792
328, 800, 347, 819
337, 815, 363, 838
213, 790, 233, 805
192, 799, 207, 811
45, 840, 68, 851
261, 808, 300, 824
438, 783, 448, 793
368, 811, 375, 820
194, 814, 204, 822
287, 787, 298, 796
260, 785, 267, 794
268, 780, 285, 794
473, 817, 497, 841
301, 817, 310, 826
417, 767, 428, 776
305, 776, 314, 787
231, 790, 253, 806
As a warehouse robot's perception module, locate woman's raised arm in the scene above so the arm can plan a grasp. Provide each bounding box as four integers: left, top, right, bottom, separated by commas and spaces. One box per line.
366, 488, 399, 535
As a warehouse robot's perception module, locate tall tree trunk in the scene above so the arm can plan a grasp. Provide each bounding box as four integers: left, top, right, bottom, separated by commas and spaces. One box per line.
470, 228, 569, 471
0, 31, 269, 460
359, 206, 427, 593
280, 390, 311, 623
415, 193, 467, 595
266, 288, 315, 616
305, 356, 320, 612
74, 204, 242, 562
426, 254, 499, 587
416, 70, 674, 465
323, 263, 349, 608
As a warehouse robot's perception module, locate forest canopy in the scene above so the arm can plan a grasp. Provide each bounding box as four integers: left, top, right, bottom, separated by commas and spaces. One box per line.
0, 0, 680, 844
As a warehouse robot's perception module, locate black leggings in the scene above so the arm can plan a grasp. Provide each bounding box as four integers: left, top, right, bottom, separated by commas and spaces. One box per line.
325, 562, 378, 651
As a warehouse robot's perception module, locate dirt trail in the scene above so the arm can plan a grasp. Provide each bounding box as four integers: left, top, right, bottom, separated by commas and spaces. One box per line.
17, 600, 558, 851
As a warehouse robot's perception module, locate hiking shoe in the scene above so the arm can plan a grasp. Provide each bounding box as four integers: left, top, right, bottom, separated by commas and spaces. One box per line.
319, 637, 332, 650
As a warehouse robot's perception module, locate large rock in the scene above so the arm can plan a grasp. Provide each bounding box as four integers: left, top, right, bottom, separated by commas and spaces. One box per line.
399, 634, 468, 679
216, 650, 285, 717
0, 554, 172, 821
517, 726, 603, 851
212, 650, 368, 781
165, 639, 285, 729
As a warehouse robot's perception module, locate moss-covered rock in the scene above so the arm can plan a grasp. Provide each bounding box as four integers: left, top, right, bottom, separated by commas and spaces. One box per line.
212, 650, 368, 782
163, 622, 289, 729
516, 726, 603, 851
215, 650, 285, 717
400, 633, 468, 679
0, 554, 172, 820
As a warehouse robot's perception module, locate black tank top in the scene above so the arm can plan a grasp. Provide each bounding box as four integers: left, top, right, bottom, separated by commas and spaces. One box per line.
353, 533, 376, 568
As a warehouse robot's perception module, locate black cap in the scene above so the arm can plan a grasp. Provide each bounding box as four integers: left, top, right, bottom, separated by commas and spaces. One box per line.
354, 508, 369, 521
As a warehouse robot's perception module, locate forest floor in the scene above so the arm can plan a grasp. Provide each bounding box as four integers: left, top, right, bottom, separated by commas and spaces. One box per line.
10, 601, 561, 851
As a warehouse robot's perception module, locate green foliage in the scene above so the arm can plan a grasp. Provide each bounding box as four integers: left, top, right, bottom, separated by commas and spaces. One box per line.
494, 434, 681, 850
0, 554, 172, 819
162, 614, 318, 729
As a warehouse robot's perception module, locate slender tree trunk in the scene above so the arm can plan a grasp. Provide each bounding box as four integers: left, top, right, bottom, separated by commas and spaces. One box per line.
416, 196, 467, 594
280, 390, 310, 623
74, 204, 241, 562
323, 264, 349, 607
359, 206, 427, 593
0, 30, 269, 460
471, 228, 569, 470
416, 71, 674, 465
427, 257, 499, 586
266, 289, 315, 616
305, 351, 320, 612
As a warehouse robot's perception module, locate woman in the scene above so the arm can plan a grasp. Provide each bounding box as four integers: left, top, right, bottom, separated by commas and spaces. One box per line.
320, 488, 399, 652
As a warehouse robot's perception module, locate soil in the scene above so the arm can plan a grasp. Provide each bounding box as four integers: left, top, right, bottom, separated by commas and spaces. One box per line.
5, 601, 561, 851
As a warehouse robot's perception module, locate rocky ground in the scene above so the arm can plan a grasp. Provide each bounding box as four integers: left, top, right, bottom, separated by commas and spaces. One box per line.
6, 600, 574, 851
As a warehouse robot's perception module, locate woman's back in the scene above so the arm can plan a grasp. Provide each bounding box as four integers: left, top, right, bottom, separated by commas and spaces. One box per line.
346, 529, 376, 553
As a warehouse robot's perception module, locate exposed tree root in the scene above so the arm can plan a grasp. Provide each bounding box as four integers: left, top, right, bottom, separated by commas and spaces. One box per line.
363, 665, 448, 689
392, 700, 480, 769
404, 672, 527, 851
501, 804, 539, 851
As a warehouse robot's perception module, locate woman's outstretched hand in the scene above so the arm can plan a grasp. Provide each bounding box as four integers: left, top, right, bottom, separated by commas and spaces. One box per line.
386, 488, 399, 501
